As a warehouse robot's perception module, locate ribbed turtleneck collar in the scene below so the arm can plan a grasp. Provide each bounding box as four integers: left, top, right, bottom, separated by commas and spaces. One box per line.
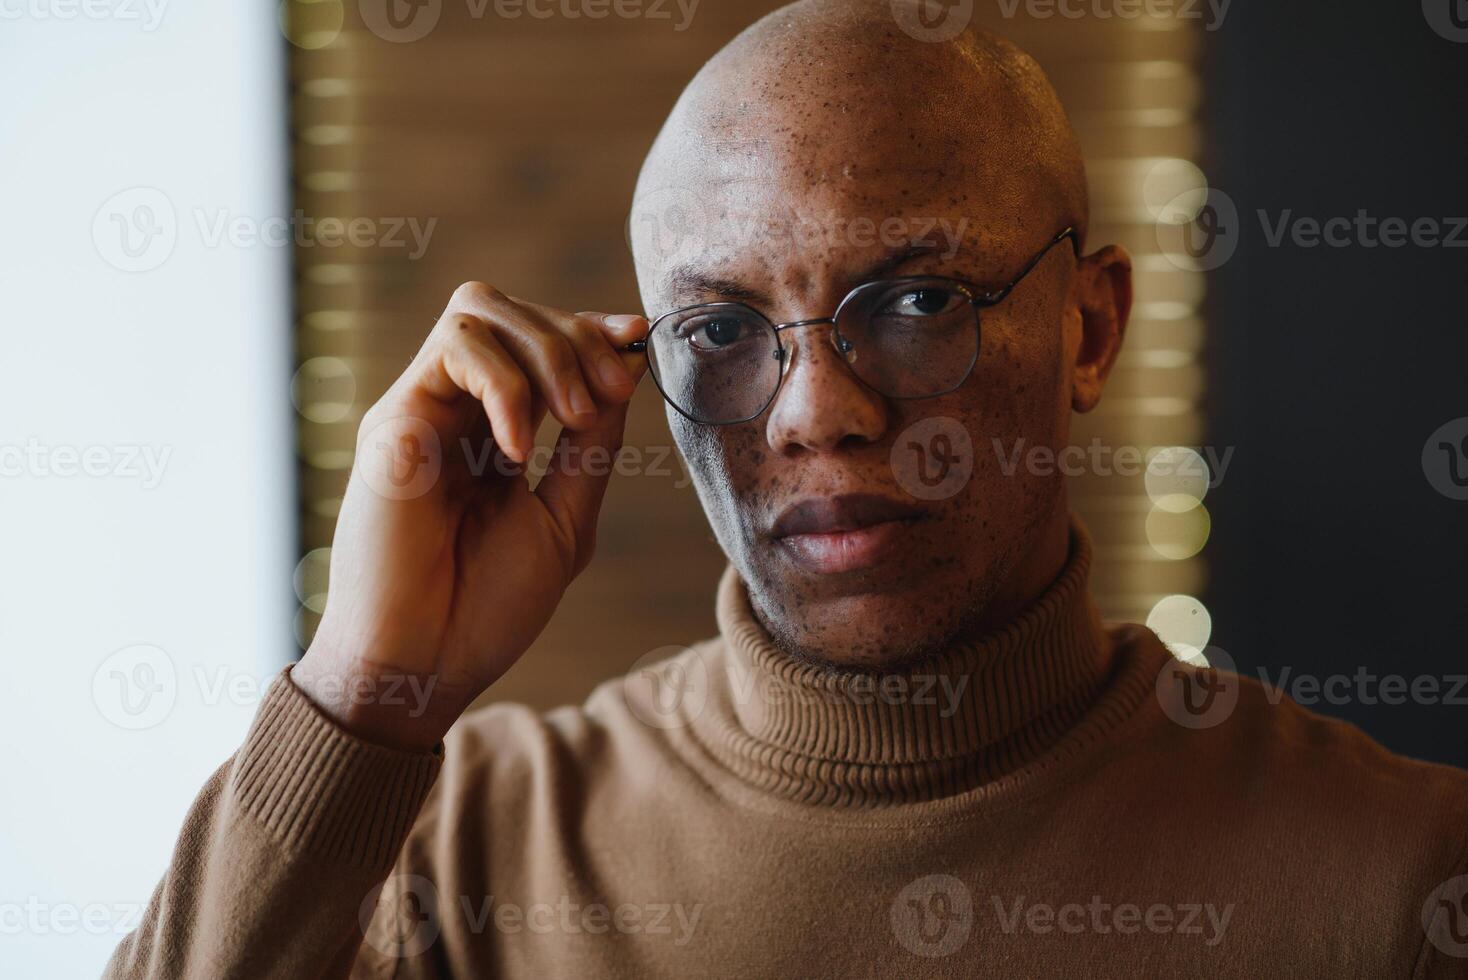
690, 515, 1115, 806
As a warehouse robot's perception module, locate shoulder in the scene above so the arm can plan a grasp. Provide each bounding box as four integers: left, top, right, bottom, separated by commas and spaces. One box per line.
1131, 630, 1468, 914
402, 640, 719, 847
1143, 640, 1468, 832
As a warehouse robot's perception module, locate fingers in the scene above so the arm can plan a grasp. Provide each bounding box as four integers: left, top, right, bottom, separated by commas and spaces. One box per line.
450, 284, 647, 429
571, 310, 651, 358
438, 323, 533, 462
523, 304, 651, 410
517, 310, 648, 438
530, 316, 649, 567
445, 283, 598, 432
534, 399, 632, 576
391, 282, 647, 464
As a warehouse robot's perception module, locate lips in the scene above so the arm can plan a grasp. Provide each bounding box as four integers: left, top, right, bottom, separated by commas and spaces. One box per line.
770, 493, 927, 574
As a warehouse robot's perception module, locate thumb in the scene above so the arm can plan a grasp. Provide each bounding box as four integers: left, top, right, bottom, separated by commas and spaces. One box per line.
535, 399, 631, 574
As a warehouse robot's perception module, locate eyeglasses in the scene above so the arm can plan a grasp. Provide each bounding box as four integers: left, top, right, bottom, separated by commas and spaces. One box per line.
624, 227, 1078, 426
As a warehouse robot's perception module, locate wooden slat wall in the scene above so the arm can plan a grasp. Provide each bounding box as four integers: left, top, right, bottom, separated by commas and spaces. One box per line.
286, 1, 1208, 709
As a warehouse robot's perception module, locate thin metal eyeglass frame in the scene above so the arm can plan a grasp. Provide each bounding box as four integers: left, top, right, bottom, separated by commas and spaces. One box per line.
623, 226, 1079, 426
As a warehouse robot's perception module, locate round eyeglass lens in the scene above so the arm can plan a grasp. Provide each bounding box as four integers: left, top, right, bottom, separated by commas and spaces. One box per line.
647, 304, 782, 424
834, 278, 979, 399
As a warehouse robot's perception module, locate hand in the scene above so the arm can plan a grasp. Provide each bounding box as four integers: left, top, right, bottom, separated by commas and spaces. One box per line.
292, 282, 649, 750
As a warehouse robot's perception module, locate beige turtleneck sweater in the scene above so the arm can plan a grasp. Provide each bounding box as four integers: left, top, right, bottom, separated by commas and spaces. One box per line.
106, 522, 1468, 978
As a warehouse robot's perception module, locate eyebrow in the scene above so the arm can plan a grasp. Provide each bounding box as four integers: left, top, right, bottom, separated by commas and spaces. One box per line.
659, 241, 953, 311
662, 270, 768, 306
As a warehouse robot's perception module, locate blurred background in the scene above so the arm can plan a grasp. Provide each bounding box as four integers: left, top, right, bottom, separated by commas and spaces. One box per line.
1, 0, 1464, 974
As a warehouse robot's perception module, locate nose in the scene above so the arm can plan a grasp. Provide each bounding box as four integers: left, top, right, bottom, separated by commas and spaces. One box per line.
765, 321, 888, 455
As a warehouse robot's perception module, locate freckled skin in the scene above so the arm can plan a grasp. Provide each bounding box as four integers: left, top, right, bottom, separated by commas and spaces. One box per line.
630, 0, 1133, 670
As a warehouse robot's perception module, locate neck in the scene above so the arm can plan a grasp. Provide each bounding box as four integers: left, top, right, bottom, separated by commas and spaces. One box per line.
967, 501, 1074, 638
695, 512, 1114, 806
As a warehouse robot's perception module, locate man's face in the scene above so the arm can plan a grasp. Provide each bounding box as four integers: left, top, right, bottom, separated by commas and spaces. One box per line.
631, 61, 1097, 668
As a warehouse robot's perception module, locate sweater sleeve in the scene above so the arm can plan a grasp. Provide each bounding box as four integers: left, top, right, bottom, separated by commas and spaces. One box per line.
102, 666, 443, 980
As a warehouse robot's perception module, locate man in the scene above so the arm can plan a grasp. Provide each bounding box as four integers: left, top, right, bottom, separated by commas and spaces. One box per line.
108, 2, 1468, 977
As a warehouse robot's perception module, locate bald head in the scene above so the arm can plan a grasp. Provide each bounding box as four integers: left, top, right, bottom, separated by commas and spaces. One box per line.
632, 0, 1089, 303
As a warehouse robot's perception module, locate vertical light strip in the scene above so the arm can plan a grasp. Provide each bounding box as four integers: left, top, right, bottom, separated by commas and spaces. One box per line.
286, 13, 361, 651
1051, 17, 1213, 656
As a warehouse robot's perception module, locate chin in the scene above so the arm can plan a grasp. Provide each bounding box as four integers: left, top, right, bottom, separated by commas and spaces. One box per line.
755, 584, 971, 673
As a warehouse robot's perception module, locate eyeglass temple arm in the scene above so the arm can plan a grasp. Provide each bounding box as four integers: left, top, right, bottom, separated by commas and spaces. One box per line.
975, 226, 1079, 305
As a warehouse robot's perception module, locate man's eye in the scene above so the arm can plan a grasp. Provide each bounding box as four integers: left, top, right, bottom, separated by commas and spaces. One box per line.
683, 317, 747, 350
881, 287, 965, 318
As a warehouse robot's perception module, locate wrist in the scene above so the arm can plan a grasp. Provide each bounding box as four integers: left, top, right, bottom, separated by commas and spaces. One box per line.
292, 650, 462, 753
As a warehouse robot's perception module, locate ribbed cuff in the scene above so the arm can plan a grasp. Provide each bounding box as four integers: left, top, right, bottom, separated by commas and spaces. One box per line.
230, 666, 443, 872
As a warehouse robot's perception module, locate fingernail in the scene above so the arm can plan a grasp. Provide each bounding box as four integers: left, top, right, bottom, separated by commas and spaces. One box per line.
596, 352, 632, 389
569, 382, 596, 417
604, 314, 646, 330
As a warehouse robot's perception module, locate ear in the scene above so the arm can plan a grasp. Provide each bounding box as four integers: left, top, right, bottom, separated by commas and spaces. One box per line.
1070, 244, 1133, 413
